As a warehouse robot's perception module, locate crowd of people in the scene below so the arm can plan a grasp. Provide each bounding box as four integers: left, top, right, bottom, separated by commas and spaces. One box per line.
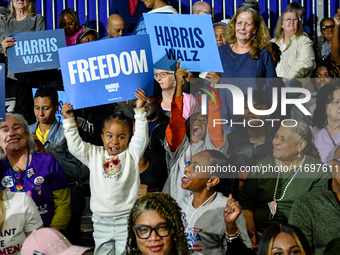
0, 0, 340, 254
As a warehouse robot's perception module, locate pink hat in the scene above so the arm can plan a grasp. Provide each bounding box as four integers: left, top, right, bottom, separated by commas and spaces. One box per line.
21, 228, 90, 255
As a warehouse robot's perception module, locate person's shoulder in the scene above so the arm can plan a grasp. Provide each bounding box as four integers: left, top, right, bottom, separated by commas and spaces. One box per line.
227, 128, 248, 142
32, 152, 57, 162
296, 34, 313, 44
305, 155, 327, 165
29, 14, 44, 20
257, 155, 274, 164
294, 184, 326, 204
28, 122, 38, 132
218, 43, 230, 53
310, 126, 324, 136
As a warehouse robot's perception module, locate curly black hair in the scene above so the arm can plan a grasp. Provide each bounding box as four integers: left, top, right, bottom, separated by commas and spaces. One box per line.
34, 85, 59, 106
101, 113, 133, 135
124, 192, 189, 255
312, 82, 340, 128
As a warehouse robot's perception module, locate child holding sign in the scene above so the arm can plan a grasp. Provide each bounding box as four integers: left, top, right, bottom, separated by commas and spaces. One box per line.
61, 89, 148, 255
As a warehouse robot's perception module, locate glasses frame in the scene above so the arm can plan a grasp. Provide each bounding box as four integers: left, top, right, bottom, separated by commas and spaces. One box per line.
154, 72, 172, 79
321, 25, 335, 31
283, 18, 299, 23
332, 158, 340, 163
134, 221, 172, 239
199, 10, 211, 15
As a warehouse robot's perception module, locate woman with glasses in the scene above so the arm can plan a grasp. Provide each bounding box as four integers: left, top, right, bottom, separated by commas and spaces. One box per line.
312, 83, 340, 165
154, 69, 200, 119
271, 8, 315, 94
316, 18, 335, 61
124, 192, 188, 255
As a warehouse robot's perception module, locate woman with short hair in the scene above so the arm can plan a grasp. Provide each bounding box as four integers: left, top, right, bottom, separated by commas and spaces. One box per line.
240, 119, 331, 244
0, 113, 71, 232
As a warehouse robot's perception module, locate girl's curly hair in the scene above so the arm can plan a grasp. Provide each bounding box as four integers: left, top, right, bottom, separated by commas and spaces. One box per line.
124, 192, 189, 255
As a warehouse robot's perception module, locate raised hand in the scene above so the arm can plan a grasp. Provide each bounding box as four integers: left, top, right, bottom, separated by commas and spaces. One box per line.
61, 103, 74, 119
224, 194, 242, 225
175, 61, 189, 89
32, 132, 48, 154
138, 184, 148, 197
206, 72, 221, 86
134, 89, 147, 109
334, 9, 340, 26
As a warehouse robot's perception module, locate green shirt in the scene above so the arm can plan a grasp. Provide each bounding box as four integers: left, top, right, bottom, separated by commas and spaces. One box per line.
289, 180, 340, 255
239, 155, 331, 232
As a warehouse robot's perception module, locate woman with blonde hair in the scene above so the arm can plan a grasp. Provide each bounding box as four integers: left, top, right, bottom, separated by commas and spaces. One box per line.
271, 8, 315, 94
218, 5, 278, 131
258, 224, 312, 255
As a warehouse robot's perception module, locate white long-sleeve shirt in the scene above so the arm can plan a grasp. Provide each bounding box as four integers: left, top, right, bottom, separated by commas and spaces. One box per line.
63, 108, 148, 218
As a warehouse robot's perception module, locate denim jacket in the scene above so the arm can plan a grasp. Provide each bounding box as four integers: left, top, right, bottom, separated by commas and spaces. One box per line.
29, 120, 82, 183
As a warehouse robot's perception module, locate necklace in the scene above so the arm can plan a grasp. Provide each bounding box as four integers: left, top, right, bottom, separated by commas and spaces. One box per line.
7, 154, 30, 192
185, 192, 217, 226
268, 155, 306, 220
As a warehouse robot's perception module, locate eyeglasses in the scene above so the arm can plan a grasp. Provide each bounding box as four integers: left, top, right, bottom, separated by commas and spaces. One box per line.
283, 18, 299, 23
154, 72, 172, 79
199, 10, 211, 15
332, 158, 340, 164
134, 222, 171, 239
322, 25, 335, 31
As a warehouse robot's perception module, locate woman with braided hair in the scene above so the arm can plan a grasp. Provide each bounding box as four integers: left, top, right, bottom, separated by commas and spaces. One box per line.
125, 192, 188, 255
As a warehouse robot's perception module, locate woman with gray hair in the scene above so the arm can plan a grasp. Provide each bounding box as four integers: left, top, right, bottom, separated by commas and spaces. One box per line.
0, 113, 71, 232
239, 119, 331, 244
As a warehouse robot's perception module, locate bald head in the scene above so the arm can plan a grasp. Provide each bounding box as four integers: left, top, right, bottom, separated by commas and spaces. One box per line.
107, 14, 125, 38
192, 1, 212, 16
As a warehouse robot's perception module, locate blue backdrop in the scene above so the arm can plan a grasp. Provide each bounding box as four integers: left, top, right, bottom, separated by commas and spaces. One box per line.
0, 0, 335, 37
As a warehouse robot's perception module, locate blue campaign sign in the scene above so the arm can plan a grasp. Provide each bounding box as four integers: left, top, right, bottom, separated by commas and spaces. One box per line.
143, 13, 223, 72
58, 34, 154, 110
0, 64, 5, 121
7, 29, 66, 74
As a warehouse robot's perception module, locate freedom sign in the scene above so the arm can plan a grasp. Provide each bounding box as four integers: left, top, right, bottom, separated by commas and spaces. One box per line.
7, 29, 66, 74
143, 13, 223, 72
0, 64, 5, 120
58, 34, 154, 109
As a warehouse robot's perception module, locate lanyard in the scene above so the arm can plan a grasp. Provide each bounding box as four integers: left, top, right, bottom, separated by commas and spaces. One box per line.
7, 154, 29, 192
324, 126, 338, 147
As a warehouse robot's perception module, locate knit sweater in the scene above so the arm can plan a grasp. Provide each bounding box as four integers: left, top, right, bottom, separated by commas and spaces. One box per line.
288, 179, 339, 255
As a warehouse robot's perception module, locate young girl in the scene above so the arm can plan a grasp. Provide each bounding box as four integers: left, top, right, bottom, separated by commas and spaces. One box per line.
62, 89, 148, 255
179, 150, 252, 254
